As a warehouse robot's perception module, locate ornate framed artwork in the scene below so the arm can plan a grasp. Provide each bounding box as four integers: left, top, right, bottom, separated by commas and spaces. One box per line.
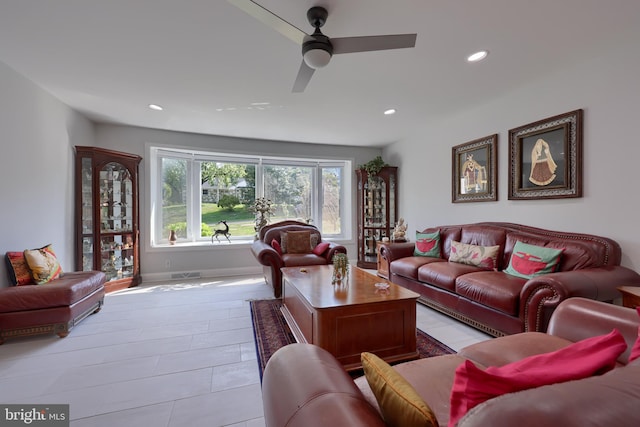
452, 134, 498, 203
508, 109, 583, 200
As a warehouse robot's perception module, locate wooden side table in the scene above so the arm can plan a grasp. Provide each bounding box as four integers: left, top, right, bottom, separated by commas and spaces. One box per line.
618, 286, 640, 308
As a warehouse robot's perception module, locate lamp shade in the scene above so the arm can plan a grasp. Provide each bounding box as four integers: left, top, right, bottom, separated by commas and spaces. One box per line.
303, 48, 331, 69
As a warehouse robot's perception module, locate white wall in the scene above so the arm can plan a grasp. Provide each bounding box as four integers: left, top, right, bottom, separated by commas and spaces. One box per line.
384, 38, 640, 270
94, 124, 381, 281
0, 61, 95, 288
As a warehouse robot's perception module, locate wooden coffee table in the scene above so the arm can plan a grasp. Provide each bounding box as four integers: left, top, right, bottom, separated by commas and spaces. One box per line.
280, 265, 420, 371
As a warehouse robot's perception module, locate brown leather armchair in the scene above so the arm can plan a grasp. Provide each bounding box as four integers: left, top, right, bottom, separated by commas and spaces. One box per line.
251, 220, 347, 297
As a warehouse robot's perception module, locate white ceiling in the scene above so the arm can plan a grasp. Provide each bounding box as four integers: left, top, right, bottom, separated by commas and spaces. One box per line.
0, 0, 637, 147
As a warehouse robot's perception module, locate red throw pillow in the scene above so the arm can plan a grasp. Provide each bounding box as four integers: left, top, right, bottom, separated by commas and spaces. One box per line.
629, 307, 640, 363
5, 251, 35, 285
271, 239, 282, 255
448, 328, 627, 427
312, 242, 330, 256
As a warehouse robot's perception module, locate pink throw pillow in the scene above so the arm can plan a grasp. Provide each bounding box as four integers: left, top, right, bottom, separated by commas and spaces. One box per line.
271, 239, 282, 255
629, 307, 640, 363
312, 242, 330, 256
448, 328, 627, 427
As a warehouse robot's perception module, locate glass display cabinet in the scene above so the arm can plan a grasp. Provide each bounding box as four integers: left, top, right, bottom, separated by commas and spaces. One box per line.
75, 146, 142, 292
356, 166, 398, 269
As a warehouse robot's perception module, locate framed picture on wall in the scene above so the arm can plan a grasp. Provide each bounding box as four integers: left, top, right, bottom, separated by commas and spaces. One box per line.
508, 109, 583, 200
452, 134, 498, 203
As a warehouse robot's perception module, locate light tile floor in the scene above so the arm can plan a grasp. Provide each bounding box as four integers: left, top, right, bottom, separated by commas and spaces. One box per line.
0, 275, 490, 426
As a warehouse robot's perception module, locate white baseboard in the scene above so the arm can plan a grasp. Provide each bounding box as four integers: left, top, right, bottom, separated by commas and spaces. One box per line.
142, 266, 263, 283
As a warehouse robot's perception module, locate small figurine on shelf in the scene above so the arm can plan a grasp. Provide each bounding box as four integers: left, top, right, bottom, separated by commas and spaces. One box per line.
332, 253, 349, 285
392, 218, 408, 242
169, 229, 177, 245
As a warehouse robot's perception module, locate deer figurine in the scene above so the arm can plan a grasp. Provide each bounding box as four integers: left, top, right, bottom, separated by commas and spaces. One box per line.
212, 220, 231, 243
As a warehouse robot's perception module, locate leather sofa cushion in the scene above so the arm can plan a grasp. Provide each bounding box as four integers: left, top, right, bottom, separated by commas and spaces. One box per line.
457, 361, 640, 427
418, 262, 484, 292
458, 332, 574, 367
263, 225, 321, 248
504, 232, 601, 271
455, 271, 525, 315
391, 257, 444, 281
282, 253, 329, 267
0, 271, 104, 313
355, 354, 470, 427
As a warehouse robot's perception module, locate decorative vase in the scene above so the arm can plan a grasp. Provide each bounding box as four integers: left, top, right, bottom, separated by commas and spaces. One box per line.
169, 230, 177, 245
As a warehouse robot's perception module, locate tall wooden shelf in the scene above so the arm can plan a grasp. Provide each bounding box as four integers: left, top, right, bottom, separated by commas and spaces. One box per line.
356, 166, 398, 269
75, 146, 142, 293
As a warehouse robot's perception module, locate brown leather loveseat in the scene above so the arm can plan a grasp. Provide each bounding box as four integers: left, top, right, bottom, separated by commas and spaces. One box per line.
381, 222, 640, 336
262, 298, 640, 427
252, 220, 347, 297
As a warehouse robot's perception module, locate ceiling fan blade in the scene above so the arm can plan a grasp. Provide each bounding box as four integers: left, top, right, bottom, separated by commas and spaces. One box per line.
227, 0, 307, 45
332, 34, 417, 54
292, 60, 315, 93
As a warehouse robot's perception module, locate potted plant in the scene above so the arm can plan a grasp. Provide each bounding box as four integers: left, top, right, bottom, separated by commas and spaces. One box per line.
358, 156, 388, 177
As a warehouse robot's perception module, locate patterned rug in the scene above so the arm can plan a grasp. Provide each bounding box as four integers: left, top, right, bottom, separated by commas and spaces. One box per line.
250, 298, 455, 380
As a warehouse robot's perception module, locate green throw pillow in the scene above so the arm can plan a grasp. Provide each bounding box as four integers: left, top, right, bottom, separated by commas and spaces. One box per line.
414, 231, 440, 257
504, 241, 563, 279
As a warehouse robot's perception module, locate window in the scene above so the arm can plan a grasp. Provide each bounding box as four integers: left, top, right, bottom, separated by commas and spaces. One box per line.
149, 147, 351, 246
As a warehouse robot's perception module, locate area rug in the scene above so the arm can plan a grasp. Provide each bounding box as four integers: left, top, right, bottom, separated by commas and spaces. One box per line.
250, 299, 455, 380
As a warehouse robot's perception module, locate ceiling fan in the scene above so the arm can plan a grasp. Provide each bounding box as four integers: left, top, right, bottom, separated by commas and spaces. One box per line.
228, 0, 417, 92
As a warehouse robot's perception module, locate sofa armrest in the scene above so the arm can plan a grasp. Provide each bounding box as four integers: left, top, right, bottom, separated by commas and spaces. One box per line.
251, 239, 283, 269
519, 266, 640, 333
380, 242, 415, 263
262, 343, 386, 427
324, 242, 347, 262
546, 297, 640, 362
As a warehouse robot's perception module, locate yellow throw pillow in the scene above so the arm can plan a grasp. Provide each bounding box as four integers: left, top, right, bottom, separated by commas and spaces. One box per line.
361, 352, 439, 427
23, 244, 63, 284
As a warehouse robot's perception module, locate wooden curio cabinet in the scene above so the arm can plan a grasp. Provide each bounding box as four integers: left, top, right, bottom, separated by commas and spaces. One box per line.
75, 146, 142, 293
356, 166, 398, 269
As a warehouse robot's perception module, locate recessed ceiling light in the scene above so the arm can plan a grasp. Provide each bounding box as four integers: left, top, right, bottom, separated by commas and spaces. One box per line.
384, 108, 397, 115
148, 104, 164, 111
467, 50, 488, 62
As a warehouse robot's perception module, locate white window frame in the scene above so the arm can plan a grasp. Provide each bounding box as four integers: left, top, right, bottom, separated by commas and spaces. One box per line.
149, 146, 352, 247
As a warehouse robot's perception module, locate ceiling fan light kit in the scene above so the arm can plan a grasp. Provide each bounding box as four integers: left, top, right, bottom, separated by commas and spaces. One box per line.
302, 32, 333, 69
229, 0, 417, 92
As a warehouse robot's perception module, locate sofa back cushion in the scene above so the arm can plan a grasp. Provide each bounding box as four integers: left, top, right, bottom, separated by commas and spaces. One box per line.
460, 226, 507, 270
504, 232, 601, 271
418, 226, 461, 259
263, 225, 321, 248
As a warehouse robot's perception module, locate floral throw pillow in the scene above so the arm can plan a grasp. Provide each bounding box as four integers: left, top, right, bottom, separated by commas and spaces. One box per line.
283, 231, 312, 254
23, 244, 63, 284
449, 241, 500, 270
414, 231, 440, 257
281, 231, 319, 254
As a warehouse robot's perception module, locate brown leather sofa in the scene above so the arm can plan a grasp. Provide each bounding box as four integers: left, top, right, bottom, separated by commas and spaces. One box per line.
262, 297, 640, 427
0, 271, 105, 343
251, 220, 347, 297
380, 222, 640, 336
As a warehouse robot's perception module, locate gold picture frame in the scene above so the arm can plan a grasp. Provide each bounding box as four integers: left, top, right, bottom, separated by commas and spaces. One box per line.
452, 134, 498, 203
508, 109, 583, 200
